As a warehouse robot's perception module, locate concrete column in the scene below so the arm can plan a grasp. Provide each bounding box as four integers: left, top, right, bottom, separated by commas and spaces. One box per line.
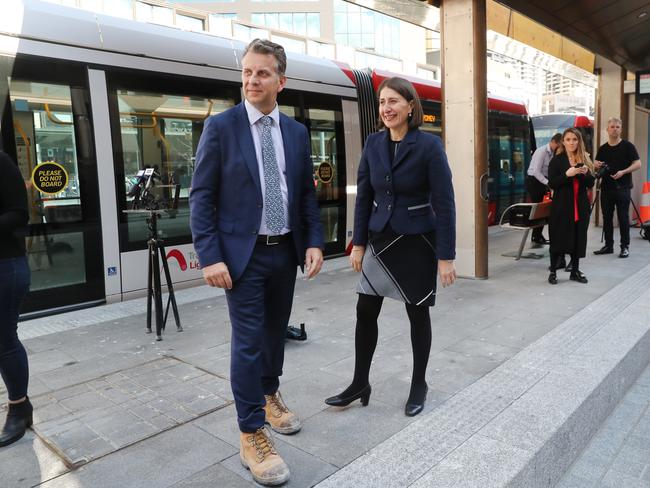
595, 55, 626, 147
440, 0, 488, 278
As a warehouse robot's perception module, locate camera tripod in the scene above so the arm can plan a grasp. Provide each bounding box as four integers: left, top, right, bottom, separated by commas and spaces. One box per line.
145, 211, 182, 340
592, 179, 647, 243
124, 209, 182, 340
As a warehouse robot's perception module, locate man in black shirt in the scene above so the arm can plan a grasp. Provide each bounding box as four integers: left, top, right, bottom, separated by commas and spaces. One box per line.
593, 117, 642, 258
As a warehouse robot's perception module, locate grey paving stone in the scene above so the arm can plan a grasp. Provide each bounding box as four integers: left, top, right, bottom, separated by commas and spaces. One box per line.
408, 434, 531, 488
38, 424, 237, 488
598, 469, 650, 488
425, 349, 504, 394
554, 472, 595, 488
171, 463, 254, 487
445, 337, 521, 362
472, 317, 559, 350
0, 430, 69, 487
280, 400, 412, 468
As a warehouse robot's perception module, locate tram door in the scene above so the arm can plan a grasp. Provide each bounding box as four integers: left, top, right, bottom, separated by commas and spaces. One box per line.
3, 60, 104, 314
488, 113, 530, 222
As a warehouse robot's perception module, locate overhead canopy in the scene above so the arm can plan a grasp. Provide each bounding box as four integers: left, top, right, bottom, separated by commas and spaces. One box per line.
495, 0, 650, 72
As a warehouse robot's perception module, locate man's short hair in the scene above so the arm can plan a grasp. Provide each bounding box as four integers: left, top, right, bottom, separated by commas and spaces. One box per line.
607, 117, 622, 126
551, 133, 562, 144
242, 39, 287, 76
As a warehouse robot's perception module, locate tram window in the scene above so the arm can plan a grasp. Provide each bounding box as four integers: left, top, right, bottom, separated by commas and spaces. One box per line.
116, 89, 236, 245
305, 106, 345, 246
420, 101, 442, 136
10, 81, 83, 225
9, 80, 89, 292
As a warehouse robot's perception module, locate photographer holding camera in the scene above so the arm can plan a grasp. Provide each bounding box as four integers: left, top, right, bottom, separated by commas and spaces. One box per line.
593, 117, 642, 258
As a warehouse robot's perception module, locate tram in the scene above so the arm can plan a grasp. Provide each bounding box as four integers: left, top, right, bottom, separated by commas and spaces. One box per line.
0, 1, 531, 316
532, 113, 594, 155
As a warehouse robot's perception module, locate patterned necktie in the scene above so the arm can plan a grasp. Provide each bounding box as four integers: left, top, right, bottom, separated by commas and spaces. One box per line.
260, 115, 286, 233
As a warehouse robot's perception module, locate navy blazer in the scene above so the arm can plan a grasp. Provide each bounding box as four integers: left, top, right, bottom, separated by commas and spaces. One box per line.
353, 128, 456, 260
189, 102, 324, 281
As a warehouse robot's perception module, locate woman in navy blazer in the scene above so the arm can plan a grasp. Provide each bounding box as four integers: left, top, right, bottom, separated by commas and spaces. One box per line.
325, 77, 456, 416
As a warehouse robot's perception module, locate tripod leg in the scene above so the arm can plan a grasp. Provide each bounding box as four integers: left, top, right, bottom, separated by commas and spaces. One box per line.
146, 239, 154, 334
158, 241, 182, 332
152, 241, 164, 341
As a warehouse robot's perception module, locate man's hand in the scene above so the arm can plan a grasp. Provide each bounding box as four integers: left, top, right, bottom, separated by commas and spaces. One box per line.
611, 170, 625, 180
350, 245, 365, 272
594, 160, 603, 169
305, 247, 323, 279
202, 262, 232, 289
438, 260, 456, 287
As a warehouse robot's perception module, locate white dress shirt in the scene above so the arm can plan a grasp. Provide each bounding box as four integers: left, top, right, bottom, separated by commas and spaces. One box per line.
244, 99, 290, 235
527, 143, 554, 186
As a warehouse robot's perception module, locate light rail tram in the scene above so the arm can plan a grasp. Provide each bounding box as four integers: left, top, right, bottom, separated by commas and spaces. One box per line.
0, 1, 532, 316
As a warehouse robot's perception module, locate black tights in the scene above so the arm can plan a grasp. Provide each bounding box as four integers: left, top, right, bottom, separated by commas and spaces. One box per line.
341, 294, 431, 403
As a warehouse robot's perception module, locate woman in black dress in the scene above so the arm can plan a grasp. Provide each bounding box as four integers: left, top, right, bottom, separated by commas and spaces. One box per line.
0, 151, 32, 446
325, 77, 456, 416
547, 128, 595, 285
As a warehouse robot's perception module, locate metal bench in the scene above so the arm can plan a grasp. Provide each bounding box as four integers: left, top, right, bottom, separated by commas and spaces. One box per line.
499, 201, 551, 260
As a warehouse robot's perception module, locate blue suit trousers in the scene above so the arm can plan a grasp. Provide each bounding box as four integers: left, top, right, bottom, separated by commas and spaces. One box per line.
226, 240, 297, 433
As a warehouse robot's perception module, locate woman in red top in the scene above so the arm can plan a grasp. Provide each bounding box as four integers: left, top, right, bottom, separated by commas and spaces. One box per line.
547, 128, 595, 285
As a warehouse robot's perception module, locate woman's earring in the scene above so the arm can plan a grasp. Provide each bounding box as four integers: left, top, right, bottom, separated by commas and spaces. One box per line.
408, 112, 412, 118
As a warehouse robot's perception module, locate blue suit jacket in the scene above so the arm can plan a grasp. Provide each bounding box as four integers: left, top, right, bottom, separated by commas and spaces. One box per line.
353, 128, 456, 260
189, 102, 324, 281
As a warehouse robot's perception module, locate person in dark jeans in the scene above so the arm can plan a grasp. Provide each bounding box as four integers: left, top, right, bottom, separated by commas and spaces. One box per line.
0, 151, 32, 447
526, 132, 561, 245
594, 117, 642, 258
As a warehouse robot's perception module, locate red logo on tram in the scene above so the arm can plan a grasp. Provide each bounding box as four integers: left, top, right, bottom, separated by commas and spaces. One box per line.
166, 249, 188, 271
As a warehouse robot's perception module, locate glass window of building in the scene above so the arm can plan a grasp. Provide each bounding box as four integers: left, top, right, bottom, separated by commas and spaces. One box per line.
270, 35, 305, 55
251, 12, 320, 38
209, 13, 237, 35
135, 2, 173, 26
176, 13, 205, 31
278, 13, 293, 33
306, 13, 319, 38
115, 89, 236, 247
307, 40, 335, 59
233, 24, 269, 43
80, 0, 102, 10
333, 0, 400, 58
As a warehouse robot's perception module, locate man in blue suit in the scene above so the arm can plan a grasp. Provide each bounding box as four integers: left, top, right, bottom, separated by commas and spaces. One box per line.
189, 39, 323, 486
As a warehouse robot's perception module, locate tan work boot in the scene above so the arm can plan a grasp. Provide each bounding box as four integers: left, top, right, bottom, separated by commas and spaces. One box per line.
239, 427, 290, 486
264, 391, 302, 434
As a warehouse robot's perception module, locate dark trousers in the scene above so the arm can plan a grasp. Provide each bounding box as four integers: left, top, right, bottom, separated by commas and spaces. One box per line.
526, 176, 547, 241
225, 240, 297, 433
0, 256, 30, 401
601, 188, 631, 248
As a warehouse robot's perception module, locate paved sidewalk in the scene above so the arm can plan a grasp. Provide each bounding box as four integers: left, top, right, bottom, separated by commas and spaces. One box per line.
1, 226, 649, 487
557, 364, 650, 488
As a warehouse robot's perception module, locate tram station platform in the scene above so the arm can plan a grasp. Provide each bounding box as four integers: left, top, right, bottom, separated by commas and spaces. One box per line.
2, 225, 650, 487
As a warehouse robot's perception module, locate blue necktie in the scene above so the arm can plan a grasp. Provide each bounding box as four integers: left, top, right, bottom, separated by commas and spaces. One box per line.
260, 116, 286, 234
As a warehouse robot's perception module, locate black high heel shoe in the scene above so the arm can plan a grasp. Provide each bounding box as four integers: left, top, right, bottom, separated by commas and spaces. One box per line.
405, 384, 428, 417
325, 384, 371, 407
0, 397, 33, 447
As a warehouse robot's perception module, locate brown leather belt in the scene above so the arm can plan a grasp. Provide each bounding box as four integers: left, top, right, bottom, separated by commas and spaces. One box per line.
256, 233, 292, 245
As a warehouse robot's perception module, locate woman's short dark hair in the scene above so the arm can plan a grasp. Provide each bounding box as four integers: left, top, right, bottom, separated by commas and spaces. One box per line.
243, 38, 287, 76
376, 77, 423, 130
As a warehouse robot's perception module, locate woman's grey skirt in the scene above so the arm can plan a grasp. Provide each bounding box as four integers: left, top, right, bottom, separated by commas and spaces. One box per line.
357, 227, 438, 307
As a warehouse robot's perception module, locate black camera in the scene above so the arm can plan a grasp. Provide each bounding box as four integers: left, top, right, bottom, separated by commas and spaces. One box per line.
595, 162, 611, 179
128, 167, 180, 212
